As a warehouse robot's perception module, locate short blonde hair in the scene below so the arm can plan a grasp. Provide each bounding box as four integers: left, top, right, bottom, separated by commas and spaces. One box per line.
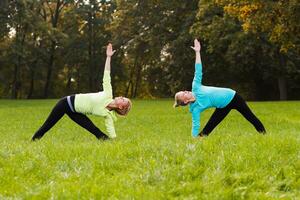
116, 98, 132, 115
173, 92, 187, 108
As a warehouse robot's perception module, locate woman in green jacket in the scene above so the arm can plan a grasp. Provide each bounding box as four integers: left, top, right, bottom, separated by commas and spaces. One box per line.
32, 43, 132, 141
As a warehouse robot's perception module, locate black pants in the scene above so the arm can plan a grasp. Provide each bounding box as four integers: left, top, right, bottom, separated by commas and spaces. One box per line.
32, 96, 109, 141
201, 93, 266, 136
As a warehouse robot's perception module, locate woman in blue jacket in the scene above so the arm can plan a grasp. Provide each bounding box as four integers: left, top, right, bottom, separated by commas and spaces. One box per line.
174, 39, 266, 137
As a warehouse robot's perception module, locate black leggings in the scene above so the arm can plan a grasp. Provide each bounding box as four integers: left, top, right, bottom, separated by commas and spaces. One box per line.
32, 96, 109, 141
201, 93, 266, 136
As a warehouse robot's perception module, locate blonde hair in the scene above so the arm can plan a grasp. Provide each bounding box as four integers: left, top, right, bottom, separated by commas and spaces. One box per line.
116, 98, 132, 116
173, 92, 187, 108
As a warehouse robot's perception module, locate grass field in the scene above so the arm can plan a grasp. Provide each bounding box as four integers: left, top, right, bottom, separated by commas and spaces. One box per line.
0, 99, 299, 199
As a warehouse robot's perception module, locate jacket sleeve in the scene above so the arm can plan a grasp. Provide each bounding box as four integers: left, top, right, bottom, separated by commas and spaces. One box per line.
191, 109, 201, 137
104, 115, 116, 139
192, 63, 202, 92
102, 70, 113, 97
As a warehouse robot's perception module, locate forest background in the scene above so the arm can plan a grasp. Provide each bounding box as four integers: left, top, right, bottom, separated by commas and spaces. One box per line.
0, 0, 299, 100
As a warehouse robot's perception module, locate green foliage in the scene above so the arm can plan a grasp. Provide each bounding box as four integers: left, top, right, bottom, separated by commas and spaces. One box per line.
0, 0, 299, 100
191, 0, 300, 100
219, 0, 300, 53
0, 100, 300, 198
112, 0, 200, 97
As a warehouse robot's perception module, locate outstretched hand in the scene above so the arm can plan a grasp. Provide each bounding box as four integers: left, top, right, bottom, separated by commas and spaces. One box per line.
191, 39, 201, 52
106, 43, 116, 57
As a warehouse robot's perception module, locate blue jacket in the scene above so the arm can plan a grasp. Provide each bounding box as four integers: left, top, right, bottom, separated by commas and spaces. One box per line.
189, 63, 236, 137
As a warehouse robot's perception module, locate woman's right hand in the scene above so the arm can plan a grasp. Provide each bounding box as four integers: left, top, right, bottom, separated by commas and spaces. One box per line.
106, 43, 116, 57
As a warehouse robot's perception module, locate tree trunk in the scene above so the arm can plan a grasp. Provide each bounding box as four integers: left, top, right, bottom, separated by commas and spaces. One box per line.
66, 77, 72, 94
277, 50, 288, 100
0, 0, 8, 8
88, 11, 94, 91
43, 0, 62, 98
253, 71, 265, 101
125, 80, 132, 97
11, 64, 19, 99
126, 55, 138, 97
133, 63, 142, 98
11, 25, 20, 99
130, 81, 134, 98
27, 59, 37, 99
44, 41, 56, 98
92, 10, 97, 90
27, 31, 40, 99
27, 72, 35, 99
12, 22, 27, 99
278, 76, 287, 100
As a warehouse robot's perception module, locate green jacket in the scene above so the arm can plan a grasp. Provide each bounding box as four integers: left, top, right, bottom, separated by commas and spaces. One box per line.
74, 70, 116, 138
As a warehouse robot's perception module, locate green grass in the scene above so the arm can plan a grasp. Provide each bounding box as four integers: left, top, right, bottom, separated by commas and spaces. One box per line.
0, 99, 299, 199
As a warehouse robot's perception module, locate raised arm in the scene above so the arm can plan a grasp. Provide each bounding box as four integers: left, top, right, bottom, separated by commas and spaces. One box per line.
104, 43, 116, 72
191, 39, 203, 91
103, 43, 116, 95
191, 39, 202, 64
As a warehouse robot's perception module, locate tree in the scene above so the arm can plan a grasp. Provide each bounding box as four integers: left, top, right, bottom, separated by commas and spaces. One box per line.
110, 0, 199, 97
191, 0, 300, 100
217, 0, 300, 100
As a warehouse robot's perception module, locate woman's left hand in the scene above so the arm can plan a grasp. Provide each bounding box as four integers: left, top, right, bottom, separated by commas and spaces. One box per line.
191, 39, 201, 52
